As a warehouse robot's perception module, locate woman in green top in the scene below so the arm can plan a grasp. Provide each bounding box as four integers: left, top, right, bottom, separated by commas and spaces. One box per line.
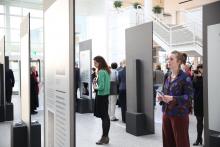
93, 56, 111, 145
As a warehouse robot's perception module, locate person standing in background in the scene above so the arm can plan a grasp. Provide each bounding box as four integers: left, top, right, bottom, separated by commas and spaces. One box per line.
91, 67, 97, 82
153, 64, 164, 107
5, 68, 15, 103
164, 63, 170, 84
93, 56, 111, 145
157, 51, 193, 147
118, 60, 126, 123
109, 62, 119, 121
117, 61, 123, 72
181, 53, 187, 72
192, 64, 204, 146
30, 66, 39, 114
74, 63, 80, 100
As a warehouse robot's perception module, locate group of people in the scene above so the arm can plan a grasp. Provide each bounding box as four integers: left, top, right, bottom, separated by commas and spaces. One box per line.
157, 51, 204, 147
92, 56, 126, 145
83, 52, 203, 146
4, 65, 40, 115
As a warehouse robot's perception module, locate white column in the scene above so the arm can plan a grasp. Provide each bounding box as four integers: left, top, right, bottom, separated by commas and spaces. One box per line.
144, 0, 152, 22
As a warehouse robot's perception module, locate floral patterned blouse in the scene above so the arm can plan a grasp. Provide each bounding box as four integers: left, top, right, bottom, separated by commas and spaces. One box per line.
162, 70, 194, 116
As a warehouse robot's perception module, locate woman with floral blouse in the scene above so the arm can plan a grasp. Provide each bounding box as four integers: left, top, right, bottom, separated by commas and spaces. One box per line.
157, 50, 193, 147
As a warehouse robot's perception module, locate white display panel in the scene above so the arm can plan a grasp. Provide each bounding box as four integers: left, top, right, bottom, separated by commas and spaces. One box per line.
0, 36, 4, 64
79, 50, 91, 99
207, 23, 220, 132
20, 14, 31, 146
79, 40, 92, 99
44, 0, 74, 147
0, 36, 5, 106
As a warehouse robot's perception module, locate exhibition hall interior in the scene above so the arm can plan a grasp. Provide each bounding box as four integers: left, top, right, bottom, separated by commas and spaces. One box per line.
0, 0, 220, 147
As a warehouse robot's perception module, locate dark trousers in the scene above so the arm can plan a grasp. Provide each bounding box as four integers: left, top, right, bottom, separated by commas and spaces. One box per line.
101, 115, 110, 137
162, 114, 190, 147
153, 85, 159, 107
119, 90, 126, 123
196, 116, 203, 140
6, 88, 13, 103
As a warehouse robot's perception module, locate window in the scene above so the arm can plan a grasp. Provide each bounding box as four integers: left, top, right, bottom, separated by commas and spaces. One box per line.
9, 6, 22, 15
0, 5, 4, 13
10, 16, 21, 29
0, 15, 5, 27
23, 8, 43, 17
10, 30, 20, 42
0, 28, 4, 38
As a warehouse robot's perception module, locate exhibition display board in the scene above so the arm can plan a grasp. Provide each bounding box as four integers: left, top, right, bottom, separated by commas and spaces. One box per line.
125, 22, 154, 135
203, 1, 220, 146
79, 39, 92, 99
0, 36, 5, 107
207, 23, 220, 133
20, 13, 31, 147
44, 0, 74, 147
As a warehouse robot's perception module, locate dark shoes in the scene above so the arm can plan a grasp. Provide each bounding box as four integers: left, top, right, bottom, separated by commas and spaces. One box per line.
96, 136, 109, 145
111, 118, 119, 121
31, 110, 38, 114
193, 138, 202, 146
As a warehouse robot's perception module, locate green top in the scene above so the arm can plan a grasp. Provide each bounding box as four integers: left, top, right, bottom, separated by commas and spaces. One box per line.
97, 69, 110, 95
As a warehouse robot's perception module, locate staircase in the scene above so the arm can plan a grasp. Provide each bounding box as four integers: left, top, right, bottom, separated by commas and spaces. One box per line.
152, 11, 203, 56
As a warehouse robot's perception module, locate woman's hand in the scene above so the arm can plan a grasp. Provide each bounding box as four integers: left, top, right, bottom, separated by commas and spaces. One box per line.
92, 78, 98, 90
162, 95, 173, 103
93, 78, 97, 84
157, 95, 173, 103
157, 95, 164, 102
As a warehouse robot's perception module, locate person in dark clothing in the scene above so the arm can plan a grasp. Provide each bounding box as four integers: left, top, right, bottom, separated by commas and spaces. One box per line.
153, 64, 164, 107
30, 66, 39, 114
74, 66, 80, 100
91, 67, 97, 82
192, 64, 203, 146
164, 63, 170, 84
5, 69, 15, 103
118, 60, 126, 123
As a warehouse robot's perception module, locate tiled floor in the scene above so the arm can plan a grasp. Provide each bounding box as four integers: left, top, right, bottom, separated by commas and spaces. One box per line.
0, 95, 203, 147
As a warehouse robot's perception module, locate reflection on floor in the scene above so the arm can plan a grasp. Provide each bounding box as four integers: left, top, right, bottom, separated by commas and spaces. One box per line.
76, 103, 203, 147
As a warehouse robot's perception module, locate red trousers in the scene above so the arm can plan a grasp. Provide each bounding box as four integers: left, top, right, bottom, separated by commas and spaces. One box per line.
162, 114, 190, 147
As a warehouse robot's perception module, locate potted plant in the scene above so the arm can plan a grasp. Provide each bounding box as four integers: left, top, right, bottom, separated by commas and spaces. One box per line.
113, 1, 123, 9
152, 5, 163, 16
133, 2, 142, 9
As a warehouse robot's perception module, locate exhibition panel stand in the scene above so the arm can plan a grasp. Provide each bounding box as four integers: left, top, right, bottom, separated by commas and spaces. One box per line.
125, 22, 154, 136
77, 39, 93, 113
203, 1, 220, 147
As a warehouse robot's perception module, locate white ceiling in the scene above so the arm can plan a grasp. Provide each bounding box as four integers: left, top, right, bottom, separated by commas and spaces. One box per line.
76, 0, 106, 16
1, 0, 43, 9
